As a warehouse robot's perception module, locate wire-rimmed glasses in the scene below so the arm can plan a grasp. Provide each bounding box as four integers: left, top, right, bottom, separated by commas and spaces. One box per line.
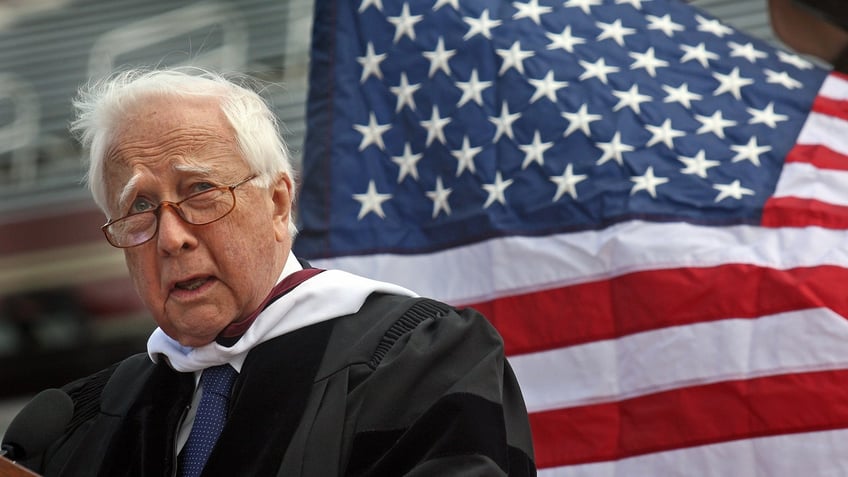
102, 175, 256, 248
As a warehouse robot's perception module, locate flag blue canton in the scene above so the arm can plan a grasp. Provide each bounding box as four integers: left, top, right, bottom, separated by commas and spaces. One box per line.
296, 0, 829, 258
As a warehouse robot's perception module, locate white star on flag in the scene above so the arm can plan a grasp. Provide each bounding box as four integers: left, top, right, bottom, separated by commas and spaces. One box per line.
451, 136, 483, 176
680, 42, 719, 68
390, 72, 421, 112
562, 104, 601, 137
646, 13, 684, 36
612, 84, 652, 114
423, 37, 456, 77
420, 105, 451, 146
426, 177, 453, 218
520, 131, 554, 169
765, 69, 803, 89
646, 119, 686, 149
550, 163, 587, 201
596, 19, 636, 47
387, 3, 422, 43
663, 82, 702, 108
630, 47, 669, 77
729, 41, 768, 63
695, 14, 734, 37
353, 112, 391, 150
456, 69, 491, 107
747, 102, 788, 128
564, 0, 602, 15
713, 179, 755, 202
512, 0, 552, 25
482, 171, 514, 208
490, 102, 521, 142
528, 71, 568, 103
496, 41, 534, 75
630, 166, 669, 198
696, 110, 737, 139
678, 150, 720, 178
391, 143, 423, 182
731, 137, 772, 166
713, 67, 755, 100
352, 180, 392, 219
546, 25, 586, 52
357, 42, 386, 82
596, 132, 634, 166
463, 9, 501, 40
579, 57, 619, 84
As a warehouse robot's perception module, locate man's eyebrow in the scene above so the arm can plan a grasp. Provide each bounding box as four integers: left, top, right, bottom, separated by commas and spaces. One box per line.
117, 173, 142, 212
115, 165, 215, 212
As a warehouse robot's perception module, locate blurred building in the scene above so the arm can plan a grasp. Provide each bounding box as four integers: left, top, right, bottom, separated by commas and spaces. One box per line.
0, 0, 314, 433
0, 0, 787, 434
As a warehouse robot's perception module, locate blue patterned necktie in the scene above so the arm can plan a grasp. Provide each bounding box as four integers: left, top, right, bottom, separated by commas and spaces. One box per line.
178, 364, 238, 477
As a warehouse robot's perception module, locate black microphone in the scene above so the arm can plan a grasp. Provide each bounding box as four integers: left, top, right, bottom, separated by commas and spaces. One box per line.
1, 388, 74, 461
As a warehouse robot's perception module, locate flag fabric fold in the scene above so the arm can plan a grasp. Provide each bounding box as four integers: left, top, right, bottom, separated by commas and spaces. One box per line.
295, 0, 848, 474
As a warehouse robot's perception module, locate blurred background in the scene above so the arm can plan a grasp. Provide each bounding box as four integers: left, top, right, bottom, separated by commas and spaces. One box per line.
0, 0, 314, 434
0, 0, 808, 435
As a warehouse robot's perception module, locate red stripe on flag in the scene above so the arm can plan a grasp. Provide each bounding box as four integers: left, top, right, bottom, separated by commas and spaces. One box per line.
762, 196, 848, 229
470, 264, 848, 356
530, 369, 848, 468
783, 144, 848, 170
811, 96, 848, 121
830, 70, 848, 83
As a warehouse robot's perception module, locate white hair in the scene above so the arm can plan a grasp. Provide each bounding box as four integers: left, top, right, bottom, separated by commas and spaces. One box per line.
70, 66, 298, 236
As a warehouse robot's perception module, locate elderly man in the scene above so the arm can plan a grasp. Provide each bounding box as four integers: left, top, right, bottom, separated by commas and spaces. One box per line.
16, 68, 536, 476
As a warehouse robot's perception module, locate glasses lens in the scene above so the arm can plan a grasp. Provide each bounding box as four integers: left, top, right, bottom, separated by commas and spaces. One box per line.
103, 179, 248, 248
107, 213, 157, 247
181, 187, 235, 225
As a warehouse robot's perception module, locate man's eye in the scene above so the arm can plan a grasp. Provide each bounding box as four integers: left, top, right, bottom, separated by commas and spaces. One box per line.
131, 198, 155, 213
191, 182, 215, 194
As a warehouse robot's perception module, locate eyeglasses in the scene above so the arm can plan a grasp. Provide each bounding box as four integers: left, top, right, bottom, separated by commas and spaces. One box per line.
102, 175, 256, 248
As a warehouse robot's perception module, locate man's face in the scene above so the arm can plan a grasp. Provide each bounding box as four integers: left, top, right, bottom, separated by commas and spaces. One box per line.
103, 95, 292, 347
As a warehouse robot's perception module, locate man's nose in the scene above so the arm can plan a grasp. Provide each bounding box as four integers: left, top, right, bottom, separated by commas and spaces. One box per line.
156, 204, 198, 255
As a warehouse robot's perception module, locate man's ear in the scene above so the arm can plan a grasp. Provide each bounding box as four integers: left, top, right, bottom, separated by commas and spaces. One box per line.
270, 173, 293, 242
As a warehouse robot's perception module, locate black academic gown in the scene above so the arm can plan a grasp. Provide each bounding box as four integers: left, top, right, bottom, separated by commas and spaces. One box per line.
23, 293, 536, 476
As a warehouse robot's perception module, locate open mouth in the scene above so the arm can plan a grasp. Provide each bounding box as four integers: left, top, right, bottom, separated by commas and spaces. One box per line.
174, 276, 211, 291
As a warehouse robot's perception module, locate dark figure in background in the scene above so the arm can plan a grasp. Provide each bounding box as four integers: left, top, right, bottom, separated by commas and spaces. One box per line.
1, 289, 90, 353
769, 0, 848, 73
14, 68, 536, 476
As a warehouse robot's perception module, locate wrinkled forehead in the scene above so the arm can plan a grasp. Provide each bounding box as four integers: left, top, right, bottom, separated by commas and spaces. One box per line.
101, 95, 243, 208
110, 94, 232, 145
105, 94, 238, 168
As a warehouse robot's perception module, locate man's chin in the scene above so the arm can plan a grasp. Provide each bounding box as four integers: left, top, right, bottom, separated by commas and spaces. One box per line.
173, 331, 219, 348
160, 304, 231, 346
161, 318, 226, 348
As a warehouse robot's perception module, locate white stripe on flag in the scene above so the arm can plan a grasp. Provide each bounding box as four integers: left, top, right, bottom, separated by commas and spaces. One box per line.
311, 223, 848, 305
537, 429, 848, 477
509, 307, 848, 413
820, 73, 848, 100
772, 162, 848, 205
796, 112, 848, 156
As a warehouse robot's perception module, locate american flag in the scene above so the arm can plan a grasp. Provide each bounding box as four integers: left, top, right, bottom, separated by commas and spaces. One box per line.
294, 0, 848, 474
